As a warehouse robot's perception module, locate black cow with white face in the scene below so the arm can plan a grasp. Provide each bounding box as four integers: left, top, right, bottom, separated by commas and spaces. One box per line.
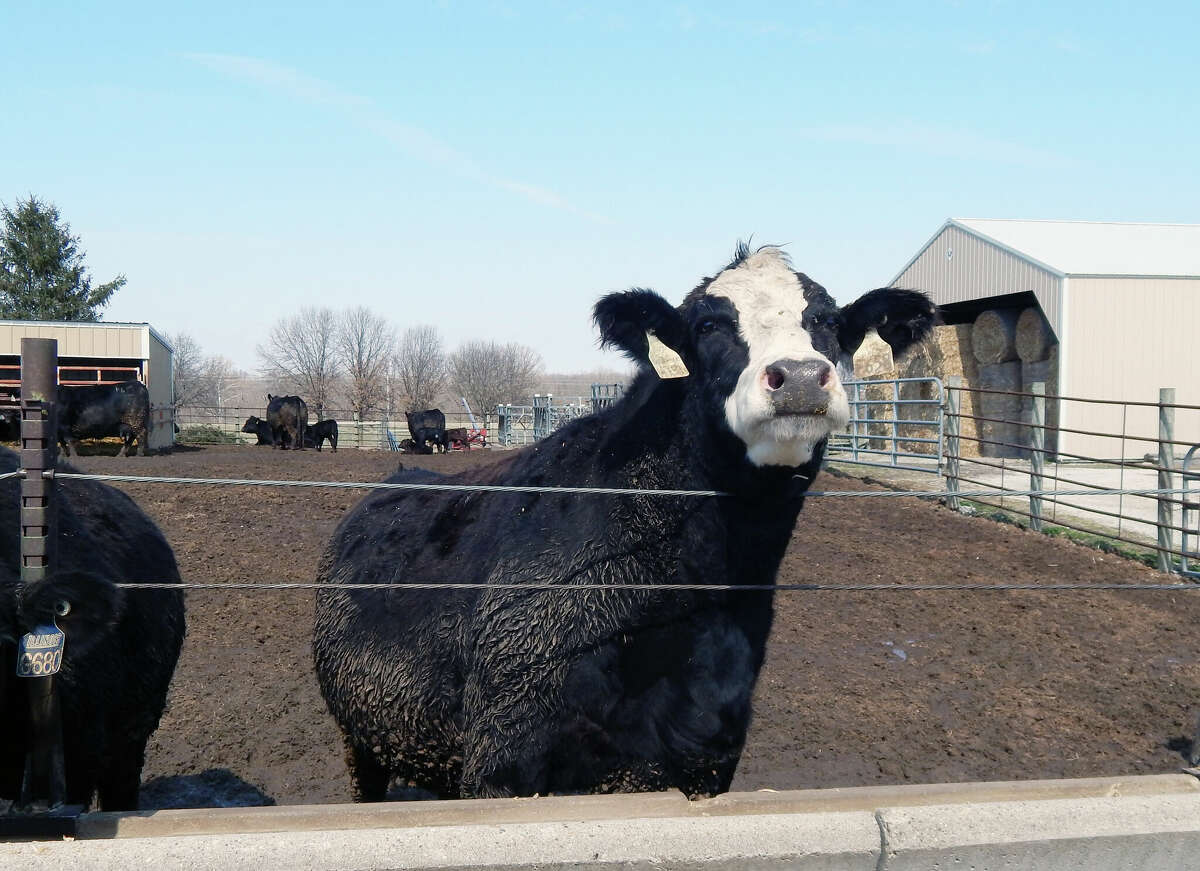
312, 245, 936, 802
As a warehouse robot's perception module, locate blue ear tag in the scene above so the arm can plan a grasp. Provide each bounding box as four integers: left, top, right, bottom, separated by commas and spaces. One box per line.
16, 623, 65, 678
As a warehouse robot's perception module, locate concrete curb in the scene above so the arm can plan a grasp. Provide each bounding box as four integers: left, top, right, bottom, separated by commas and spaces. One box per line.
2, 773, 1199, 870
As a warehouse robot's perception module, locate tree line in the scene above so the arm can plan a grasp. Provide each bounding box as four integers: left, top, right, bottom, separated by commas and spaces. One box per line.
176, 307, 544, 419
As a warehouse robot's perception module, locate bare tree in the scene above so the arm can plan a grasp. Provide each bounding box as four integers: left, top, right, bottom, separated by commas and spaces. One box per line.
448, 340, 544, 419
203, 355, 242, 409
168, 332, 207, 410
256, 307, 341, 417
394, 325, 448, 412
338, 306, 395, 418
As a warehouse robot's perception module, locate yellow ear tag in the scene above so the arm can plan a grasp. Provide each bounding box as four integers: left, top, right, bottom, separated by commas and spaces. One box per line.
646, 331, 689, 379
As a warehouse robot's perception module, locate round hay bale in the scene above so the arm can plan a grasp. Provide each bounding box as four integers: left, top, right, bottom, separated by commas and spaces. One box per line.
971, 309, 1020, 364
977, 361, 1022, 457
1015, 307, 1054, 362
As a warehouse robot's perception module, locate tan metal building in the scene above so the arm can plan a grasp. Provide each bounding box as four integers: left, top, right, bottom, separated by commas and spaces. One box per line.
892, 219, 1200, 459
0, 320, 175, 450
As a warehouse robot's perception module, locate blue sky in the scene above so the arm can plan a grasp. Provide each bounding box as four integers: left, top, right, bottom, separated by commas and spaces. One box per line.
3, 1, 1197, 372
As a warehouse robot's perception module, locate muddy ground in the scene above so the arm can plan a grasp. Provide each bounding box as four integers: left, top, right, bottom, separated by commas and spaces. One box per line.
54, 445, 1200, 809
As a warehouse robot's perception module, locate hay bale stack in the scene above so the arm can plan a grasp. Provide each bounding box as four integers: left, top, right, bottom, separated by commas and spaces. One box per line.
894, 325, 979, 456
977, 361, 1023, 458
972, 309, 1020, 364
1015, 307, 1054, 362
852, 329, 895, 379
1020, 346, 1060, 456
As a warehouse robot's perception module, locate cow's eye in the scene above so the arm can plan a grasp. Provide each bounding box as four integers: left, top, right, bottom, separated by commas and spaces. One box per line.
696, 319, 717, 335
54, 600, 71, 617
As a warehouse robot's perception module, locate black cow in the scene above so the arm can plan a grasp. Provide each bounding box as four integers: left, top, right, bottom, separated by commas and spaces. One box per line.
241, 415, 274, 446
266, 394, 308, 450
312, 244, 936, 802
0, 447, 185, 811
405, 409, 448, 454
304, 419, 339, 452
57, 381, 151, 457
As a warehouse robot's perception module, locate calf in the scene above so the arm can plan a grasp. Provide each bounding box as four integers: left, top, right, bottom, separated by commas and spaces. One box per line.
304, 419, 339, 452
57, 381, 150, 457
405, 409, 448, 454
0, 447, 185, 811
241, 415, 274, 446
266, 394, 308, 450
313, 245, 935, 801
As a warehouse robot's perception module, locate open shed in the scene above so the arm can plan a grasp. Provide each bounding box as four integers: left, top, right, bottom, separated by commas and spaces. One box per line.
0, 320, 175, 450
891, 219, 1200, 459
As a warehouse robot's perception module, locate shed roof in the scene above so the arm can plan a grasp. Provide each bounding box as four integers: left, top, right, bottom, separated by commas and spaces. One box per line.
950, 219, 1200, 278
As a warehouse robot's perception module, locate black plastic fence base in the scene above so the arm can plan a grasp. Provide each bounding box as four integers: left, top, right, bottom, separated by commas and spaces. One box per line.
0, 804, 83, 841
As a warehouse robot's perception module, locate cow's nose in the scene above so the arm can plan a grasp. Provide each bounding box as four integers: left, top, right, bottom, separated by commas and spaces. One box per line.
765, 359, 833, 414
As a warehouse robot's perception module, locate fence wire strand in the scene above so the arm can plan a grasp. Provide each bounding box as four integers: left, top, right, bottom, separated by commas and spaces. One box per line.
37, 470, 1194, 501
115, 581, 1200, 592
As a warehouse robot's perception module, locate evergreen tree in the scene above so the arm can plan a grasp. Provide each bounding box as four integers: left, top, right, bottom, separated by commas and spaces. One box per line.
0, 195, 125, 320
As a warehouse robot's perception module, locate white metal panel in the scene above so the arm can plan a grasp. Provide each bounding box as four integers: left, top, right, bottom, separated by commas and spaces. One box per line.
1060, 277, 1200, 459
892, 223, 1063, 334
955, 219, 1200, 277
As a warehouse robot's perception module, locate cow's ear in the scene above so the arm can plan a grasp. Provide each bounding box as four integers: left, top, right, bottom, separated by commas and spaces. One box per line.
19, 570, 123, 657
838, 288, 938, 358
594, 289, 689, 374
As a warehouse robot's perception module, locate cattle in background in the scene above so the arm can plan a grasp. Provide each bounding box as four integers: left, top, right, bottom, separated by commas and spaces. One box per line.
266, 394, 308, 450
313, 244, 936, 801
0, 447, 185, 811
405, 409, 448, 454
304, 419, 339, 452
57, 380, 151, 457
241, 416, 274, 446
0, 409, 18, 443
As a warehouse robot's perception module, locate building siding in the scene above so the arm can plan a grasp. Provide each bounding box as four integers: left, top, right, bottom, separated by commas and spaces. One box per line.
1061, 277, 1200, 459
147, 332, 175, 449
893, 224, 1064, 335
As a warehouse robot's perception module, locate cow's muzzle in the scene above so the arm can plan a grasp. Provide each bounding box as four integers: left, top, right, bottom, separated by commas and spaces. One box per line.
764, 358, 834, 415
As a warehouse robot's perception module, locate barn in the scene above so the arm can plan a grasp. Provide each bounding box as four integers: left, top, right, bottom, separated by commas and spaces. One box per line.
891, 219, 1200, 459
0, 320, 175, 450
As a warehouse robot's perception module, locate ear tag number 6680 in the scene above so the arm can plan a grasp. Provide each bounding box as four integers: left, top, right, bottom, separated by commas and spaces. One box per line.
16, 623, 65, 677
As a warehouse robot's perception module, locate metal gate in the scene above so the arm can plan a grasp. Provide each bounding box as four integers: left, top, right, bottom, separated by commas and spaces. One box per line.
825, 377, 945, 475
1182, 444, 1200, 579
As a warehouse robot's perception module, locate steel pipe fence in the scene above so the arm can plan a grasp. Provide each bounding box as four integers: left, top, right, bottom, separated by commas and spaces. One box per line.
826, 377, 945, 475
941, 381, 1200, 575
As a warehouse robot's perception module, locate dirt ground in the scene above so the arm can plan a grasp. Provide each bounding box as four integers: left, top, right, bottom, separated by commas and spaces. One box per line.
55, 444, 1200, 809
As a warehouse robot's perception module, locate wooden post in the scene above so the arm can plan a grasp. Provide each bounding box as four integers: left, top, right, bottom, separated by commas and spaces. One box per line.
945, 376, 961, 512
1158, 388, 1176, 573
1029, 382, 1045, 532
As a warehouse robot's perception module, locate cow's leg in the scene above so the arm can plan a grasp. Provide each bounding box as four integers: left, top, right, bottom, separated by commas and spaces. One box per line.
96, 745, 145, 811
345, 740, 389, 802
135, 426, 148, 456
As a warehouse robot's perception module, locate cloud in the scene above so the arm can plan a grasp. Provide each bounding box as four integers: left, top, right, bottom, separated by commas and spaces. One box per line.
795, 122, 1074, 170
183, 52, 605, 221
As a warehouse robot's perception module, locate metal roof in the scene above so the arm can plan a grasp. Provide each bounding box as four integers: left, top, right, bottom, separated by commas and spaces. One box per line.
950, 219, 1200, 278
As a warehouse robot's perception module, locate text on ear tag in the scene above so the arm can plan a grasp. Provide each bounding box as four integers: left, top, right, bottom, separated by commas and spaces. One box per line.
646, 331, 689, 379
17, 623, 65, 678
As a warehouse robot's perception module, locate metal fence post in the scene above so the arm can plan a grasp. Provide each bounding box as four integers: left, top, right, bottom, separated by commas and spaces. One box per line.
944, 376, 961, 512
17, 338, 68, 812
1029, 382, 1045, 532
1158, 387, 1176, 573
